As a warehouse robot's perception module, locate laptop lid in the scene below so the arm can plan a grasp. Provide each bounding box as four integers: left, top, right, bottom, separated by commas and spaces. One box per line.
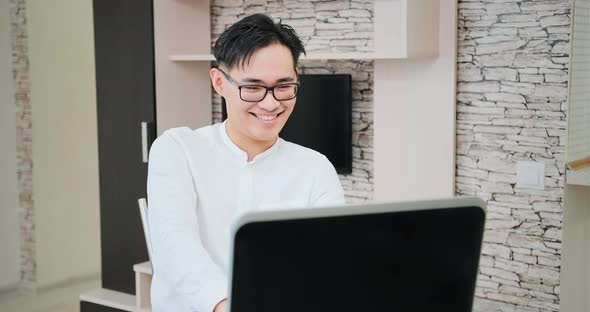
228, 197, 486, 312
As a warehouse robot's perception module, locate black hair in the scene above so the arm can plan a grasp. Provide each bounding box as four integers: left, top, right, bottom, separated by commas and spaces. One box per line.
213, 14, 306, 70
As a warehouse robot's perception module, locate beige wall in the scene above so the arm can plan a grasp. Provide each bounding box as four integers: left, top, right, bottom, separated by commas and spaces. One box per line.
561, 185, 590, 311
0, 0, 21, 291
27, 0, 101, 288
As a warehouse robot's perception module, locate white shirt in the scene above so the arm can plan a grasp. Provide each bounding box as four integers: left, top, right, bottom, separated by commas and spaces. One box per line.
147, 121, 345, 312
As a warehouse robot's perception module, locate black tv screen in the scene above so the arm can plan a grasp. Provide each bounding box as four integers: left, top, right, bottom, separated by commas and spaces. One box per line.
222, 74, 352, 174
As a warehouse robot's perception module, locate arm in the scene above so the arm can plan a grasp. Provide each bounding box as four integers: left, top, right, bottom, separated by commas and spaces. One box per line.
213, 299, 227, 312
147, 133, 227, 312
310, 155, 346, 207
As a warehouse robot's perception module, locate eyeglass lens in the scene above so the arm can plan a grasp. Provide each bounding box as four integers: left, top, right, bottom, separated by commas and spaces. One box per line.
241, 85, 297, 102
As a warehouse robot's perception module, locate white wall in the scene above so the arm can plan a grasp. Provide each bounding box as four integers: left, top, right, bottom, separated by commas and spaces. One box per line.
27, 0, 101, 288
0, 0, 22, 291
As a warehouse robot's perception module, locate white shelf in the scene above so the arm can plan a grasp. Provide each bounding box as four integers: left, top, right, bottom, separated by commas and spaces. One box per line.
133, 261, 153, 275
80, 288, 138, 312
301, 52, 423, 60
169, 51, 436, 62
567, 169, 590, 187
80, 262, 153, 312
169, 54, 215, 61
155, 0, 439, 133
134, 261, 153, 311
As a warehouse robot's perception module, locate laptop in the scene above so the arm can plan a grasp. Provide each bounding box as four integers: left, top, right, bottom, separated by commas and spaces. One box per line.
228, 197, 486, 312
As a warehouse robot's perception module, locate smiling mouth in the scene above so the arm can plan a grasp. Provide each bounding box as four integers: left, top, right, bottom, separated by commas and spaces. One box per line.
250, 112, 282, 121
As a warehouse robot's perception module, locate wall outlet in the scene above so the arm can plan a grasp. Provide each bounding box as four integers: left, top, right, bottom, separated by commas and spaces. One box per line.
516, 161, 545, 190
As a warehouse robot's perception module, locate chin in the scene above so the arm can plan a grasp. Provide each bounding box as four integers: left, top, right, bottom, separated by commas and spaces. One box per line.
251, 128, 281, 143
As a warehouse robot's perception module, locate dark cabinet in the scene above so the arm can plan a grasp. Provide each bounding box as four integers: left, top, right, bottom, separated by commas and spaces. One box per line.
92, 0, 155, 296
80, 301, 128, 312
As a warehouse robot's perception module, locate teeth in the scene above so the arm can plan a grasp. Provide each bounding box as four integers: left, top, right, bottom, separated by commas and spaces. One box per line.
257, 114, 276, 121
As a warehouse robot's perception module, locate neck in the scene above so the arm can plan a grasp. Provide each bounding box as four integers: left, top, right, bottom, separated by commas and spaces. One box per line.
225, 120, 276, 161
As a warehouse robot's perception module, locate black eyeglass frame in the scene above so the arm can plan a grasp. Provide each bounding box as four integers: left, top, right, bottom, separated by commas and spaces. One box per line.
217, 68, 300, 102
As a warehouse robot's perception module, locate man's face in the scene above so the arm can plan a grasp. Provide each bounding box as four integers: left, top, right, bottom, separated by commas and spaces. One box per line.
212, 44, 298, 145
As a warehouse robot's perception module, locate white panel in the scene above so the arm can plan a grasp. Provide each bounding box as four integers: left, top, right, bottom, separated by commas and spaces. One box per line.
562, 6, 590, 312
407, 0, 439, 57
374, 0, 406, 56
567, 0, 590, 185
154, 0, 213, 134
374, 0, 456, 201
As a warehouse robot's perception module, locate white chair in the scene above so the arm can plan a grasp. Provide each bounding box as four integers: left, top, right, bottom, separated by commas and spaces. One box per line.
137, 198, 154, 265
136, 198, 154, 310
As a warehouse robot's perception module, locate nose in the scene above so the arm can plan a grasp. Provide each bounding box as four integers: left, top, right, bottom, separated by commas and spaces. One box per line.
257, 90, 281, 111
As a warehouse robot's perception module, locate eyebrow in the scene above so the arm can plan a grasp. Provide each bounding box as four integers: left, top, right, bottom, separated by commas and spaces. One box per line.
240, 76, 296, 84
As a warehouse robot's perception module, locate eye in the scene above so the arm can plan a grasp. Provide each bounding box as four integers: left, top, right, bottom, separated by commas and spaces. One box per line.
242, 86, 263, 91
276, 85, 296, 92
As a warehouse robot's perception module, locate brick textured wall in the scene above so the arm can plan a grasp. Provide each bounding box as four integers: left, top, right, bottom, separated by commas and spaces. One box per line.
457, 1, 570, 311
213, 1, 569, 309
211, 0, 375, 203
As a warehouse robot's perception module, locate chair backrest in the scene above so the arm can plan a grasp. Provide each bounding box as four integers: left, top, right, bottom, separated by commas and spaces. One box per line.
138, 198, 154, 263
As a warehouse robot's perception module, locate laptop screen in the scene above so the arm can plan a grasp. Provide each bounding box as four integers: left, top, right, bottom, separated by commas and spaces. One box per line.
230, 205, 485, 312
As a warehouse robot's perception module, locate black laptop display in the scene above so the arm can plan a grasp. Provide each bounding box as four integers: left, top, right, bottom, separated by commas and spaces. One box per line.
228, 198, 486, 312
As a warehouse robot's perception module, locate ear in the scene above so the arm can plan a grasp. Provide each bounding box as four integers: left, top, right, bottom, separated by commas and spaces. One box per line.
210, 68, 224, 96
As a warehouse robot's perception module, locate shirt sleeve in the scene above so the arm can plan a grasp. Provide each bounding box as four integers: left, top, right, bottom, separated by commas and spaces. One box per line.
147, 132, 227, 312
309, 155, 346, 207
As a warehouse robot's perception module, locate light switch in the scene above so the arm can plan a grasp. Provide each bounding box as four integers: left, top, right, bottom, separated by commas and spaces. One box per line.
516, 161, 545, 190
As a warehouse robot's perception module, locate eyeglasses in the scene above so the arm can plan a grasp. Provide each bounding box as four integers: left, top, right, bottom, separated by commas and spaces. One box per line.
218, 68, 299, 102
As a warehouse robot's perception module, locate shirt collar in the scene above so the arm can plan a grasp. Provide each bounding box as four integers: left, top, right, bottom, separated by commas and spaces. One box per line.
219, 120, 282, 165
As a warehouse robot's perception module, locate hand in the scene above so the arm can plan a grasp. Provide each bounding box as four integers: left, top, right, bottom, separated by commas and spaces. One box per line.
213, 299, 227, 312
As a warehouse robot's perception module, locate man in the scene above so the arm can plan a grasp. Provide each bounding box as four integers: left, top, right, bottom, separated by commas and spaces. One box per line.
147, 14, 345, 312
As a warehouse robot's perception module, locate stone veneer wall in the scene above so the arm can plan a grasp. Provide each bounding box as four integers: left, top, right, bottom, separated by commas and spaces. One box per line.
211, 0, 375, 203
457, 1, 570, 311
9, 0, 36, 291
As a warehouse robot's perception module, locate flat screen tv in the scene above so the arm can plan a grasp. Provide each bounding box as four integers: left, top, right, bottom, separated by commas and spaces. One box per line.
222, 74, 352, 174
